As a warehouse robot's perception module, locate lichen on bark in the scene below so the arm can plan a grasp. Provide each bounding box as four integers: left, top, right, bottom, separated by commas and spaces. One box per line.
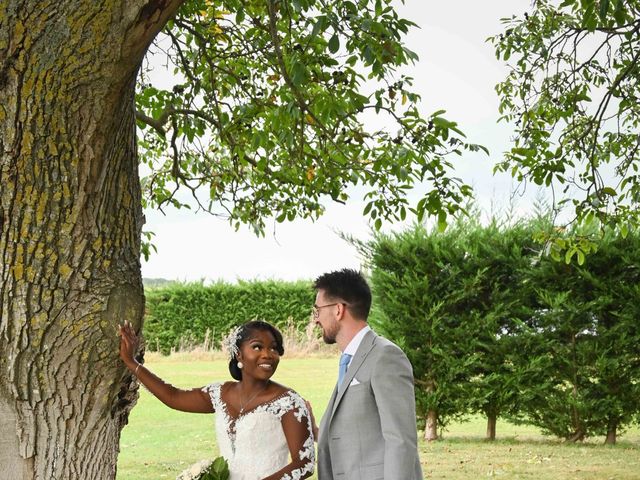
0, 1, 184, 478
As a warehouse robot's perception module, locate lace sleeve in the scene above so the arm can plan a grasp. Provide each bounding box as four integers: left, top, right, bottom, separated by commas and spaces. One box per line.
200, 382, 222, 412
263, 391, 315, 480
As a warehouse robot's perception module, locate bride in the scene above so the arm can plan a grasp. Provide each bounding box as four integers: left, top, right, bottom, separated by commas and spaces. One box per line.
119, 320, 315, 480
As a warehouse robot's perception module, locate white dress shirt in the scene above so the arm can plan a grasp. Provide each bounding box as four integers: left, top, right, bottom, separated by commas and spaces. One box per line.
342, 325, 371, 369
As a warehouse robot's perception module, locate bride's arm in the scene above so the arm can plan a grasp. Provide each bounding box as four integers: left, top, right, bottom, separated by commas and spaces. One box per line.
304, 400, 319, 440
262, 400, 315, 480
119, 321, 213, 414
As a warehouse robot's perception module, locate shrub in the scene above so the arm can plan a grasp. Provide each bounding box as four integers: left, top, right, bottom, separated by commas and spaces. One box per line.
143, 280, 315, 354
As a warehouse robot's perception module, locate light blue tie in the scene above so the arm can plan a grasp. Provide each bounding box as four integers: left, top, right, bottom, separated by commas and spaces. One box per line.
338, 353, 352, 387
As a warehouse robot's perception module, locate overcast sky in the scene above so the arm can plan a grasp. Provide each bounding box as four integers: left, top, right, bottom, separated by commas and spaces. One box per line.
141, 0, 535, 283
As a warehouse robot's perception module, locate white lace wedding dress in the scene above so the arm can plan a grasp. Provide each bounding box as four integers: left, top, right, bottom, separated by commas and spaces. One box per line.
202, 383, 315, 480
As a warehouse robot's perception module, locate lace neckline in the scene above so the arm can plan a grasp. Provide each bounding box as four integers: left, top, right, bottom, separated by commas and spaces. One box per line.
221, 385, 291, 423
218, 385, 292, 455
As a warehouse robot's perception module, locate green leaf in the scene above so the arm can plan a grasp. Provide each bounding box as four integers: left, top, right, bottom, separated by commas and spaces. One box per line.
363, 44, 374, 64
212, 456, 229, 475
613, 0, 626, 25
437, 211, 447, 232
565, 248, 576, 264
598, 0, 610, 21
328, 34, 340, 54
200, 456, 230, 480
620, 223, 629, 238
311, 15, 328, 38
581, 0, 598, 30
290, 61, 307, 85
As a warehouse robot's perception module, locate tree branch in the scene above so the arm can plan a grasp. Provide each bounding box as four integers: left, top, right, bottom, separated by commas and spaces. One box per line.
135, 107, 222, 136
124, 0, 188, 66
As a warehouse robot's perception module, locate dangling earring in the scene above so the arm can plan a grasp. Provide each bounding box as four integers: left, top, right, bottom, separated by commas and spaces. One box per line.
237, 361, 244, 369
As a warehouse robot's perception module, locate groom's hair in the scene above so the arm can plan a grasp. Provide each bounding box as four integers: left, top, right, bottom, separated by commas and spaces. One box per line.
313, 268, 371, 320
229, 320, 285, 381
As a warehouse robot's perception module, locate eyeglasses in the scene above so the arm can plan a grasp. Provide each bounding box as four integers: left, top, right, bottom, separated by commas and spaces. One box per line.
312, 302, 346, 319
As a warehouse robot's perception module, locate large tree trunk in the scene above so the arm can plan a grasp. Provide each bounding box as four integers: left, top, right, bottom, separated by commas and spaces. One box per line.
485, 412, 497, 441
0, 1, 183, 478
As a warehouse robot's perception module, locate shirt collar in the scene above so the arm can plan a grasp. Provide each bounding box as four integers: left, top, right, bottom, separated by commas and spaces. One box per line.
343, 325, 371, 356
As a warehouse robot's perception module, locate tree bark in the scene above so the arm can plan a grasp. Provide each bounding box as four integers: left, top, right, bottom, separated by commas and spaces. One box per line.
424, 409, 438, 441
605, 419, 617, 445
0, 1, 184, 478
567, 428, 585, 442
486, 412, 497, 441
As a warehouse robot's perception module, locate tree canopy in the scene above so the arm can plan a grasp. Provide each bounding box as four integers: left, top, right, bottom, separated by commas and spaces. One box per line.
135, 0, 487, 239
491, 0, 640, 244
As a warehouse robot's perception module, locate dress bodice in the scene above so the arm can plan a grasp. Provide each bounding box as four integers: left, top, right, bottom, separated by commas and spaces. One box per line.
202, 382, 314, 480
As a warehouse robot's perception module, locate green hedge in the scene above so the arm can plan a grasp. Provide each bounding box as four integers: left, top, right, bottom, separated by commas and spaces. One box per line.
143, 280, 315, 354
364, 218, 640, 440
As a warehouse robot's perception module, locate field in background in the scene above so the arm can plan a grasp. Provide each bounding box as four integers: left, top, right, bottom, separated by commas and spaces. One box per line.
117, 356, 640, 480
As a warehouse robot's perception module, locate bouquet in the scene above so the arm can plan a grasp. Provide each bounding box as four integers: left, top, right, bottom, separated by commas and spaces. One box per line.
176, 456, 229, 480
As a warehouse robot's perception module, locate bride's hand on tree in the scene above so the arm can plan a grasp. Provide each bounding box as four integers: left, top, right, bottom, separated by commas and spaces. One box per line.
118, 320, 139, 368
117, 320, 214, 414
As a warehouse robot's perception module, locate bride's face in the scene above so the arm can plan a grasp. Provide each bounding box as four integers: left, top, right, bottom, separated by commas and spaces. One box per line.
238, 329, 281, 380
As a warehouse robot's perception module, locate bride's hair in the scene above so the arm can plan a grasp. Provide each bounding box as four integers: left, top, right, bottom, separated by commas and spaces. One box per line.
229, 321, 285, 380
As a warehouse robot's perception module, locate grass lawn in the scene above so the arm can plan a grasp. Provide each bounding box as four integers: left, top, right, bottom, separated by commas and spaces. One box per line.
116, 356, 640, 480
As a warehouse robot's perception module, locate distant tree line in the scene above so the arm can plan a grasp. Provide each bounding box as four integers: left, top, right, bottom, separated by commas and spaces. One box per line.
361, 214, 640, 445
143, 280, 314, 354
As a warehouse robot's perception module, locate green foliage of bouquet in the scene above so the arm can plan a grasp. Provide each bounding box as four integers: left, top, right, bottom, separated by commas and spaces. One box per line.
176, 457, 229, 480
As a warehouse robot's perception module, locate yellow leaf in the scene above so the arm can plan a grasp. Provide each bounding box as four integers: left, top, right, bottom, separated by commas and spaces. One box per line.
402, 93, 407, 105
305, 114, 315, 125
306, 167, 315, 181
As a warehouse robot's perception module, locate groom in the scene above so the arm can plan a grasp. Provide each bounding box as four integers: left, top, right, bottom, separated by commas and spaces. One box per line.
313, 269, 423, 480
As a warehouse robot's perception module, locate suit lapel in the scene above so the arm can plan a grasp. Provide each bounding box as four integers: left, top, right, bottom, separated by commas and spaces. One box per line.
330, 330, 377, 417
320, 382, 339, 441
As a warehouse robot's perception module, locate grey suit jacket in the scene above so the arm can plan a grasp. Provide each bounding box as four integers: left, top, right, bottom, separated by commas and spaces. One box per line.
317, 330, 423, 480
